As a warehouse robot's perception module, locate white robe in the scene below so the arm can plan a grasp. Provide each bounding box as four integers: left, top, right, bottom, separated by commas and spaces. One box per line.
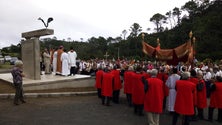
68, 51, 77, 67
61, 52, 70, 76
165, 74, 180, 112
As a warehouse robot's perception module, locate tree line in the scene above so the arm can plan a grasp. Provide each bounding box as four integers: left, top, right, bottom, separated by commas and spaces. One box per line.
1, 0, 221, 62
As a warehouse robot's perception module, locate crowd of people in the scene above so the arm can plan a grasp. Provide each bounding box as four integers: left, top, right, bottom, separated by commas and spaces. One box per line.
11, 46, 222, 124
40, 46, 77, 76
94, 59, 222, 125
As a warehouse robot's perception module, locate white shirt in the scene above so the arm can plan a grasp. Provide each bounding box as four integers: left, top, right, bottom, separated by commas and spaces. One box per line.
68, 51, 77, 67
203, 71, 212, 81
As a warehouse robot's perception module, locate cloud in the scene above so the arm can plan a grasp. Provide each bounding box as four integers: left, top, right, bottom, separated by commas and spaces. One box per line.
0, 0, 188, 49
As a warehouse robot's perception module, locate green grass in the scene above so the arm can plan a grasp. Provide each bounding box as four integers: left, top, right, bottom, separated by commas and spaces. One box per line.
0, 62, 13, 69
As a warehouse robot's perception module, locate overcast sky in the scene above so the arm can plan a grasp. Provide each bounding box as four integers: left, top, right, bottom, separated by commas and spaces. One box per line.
0, 0, 189, 49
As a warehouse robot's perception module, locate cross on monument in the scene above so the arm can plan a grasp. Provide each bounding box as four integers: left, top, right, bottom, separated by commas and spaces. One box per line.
104, 52, 109, 60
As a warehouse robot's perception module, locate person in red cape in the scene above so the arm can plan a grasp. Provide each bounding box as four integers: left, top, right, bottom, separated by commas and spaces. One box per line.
196, 70, 207, 119
110, 65, 122, 104
142, 70, 151, 79
189, 69, 207, 120
189, 69, 198, 121
123, 66, 134, 107
143, 69, 164, 125
208, 75, 222, 123
95, 67, 104, 98
101, 66, 114, 106
131, 66, 145, 116
173, 72, 196, 125
157, 68, 169, 111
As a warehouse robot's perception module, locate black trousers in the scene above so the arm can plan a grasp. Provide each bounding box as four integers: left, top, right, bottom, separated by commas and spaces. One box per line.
14, 83, 24, 103
126, 94, 132, 107
97, 88, 102, 98
134, 104, 144, 116
69, 66, 76, 75
205, 81, 211, 98
197, 108, 204, 119
101, 96, 111, 106
40, 62, 44, 71
208, 107, 222, 122
163, 96, 167, 110
112, 90, 120, 103
172, 112, 191, 125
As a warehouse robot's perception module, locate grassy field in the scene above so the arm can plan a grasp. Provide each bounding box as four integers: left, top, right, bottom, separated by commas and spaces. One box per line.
0, 62, 13, 69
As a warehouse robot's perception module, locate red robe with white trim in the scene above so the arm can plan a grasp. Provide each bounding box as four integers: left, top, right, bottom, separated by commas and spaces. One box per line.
144, 77, 164, 113
174, 80, 196, 115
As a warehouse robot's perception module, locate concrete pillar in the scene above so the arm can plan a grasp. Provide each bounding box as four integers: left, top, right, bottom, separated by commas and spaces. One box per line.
21, 29, 54, 80
21, 38, 40, 80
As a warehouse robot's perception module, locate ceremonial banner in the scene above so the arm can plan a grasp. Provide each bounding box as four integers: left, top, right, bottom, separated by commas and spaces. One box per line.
156, 49, 173, 60
142, 41, 155, 57
174, 41, 191, 59
142, 40, 193, 65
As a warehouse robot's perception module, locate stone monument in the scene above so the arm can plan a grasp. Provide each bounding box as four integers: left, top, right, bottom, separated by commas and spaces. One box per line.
21, 29, 54, 80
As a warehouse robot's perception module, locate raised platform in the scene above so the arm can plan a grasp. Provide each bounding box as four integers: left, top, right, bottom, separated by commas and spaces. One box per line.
0, 73, 95, 91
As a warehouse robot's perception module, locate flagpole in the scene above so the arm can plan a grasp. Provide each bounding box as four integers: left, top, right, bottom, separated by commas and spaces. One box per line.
192, 37, 196, 68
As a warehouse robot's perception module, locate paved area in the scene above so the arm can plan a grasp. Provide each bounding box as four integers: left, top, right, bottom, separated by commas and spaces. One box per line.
0, 73, 91, 85
0, 95, 221, 125
0, 72, 95, 92
0, 69, 221, 125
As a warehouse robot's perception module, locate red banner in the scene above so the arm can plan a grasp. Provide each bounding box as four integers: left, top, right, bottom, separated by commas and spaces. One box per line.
142, 41, 193, 65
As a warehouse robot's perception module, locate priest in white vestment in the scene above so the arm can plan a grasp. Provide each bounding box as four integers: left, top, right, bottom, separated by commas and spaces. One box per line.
68, 47, 77, 76
61, 49, 70, 76
165, 67, 180, 113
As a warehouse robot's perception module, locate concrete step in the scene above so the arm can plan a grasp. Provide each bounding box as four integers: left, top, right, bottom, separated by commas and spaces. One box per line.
0, 73, 97, 98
